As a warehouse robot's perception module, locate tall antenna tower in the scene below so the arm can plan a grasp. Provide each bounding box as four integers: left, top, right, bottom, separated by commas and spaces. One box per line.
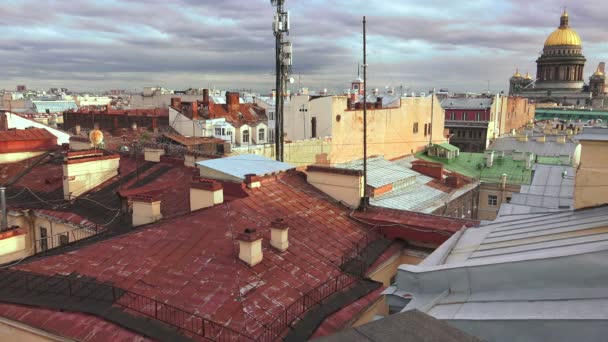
271, 0, 293, 162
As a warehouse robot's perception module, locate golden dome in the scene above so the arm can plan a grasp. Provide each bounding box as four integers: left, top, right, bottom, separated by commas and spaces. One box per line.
524, 72, 532, 80
593, 67, 604, 77
544, 10, 582, 47
512, 69, 522, 78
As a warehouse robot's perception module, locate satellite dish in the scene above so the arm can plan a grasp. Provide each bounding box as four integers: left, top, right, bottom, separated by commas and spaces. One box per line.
288, 77, 295, 84
89, 130, 104, 147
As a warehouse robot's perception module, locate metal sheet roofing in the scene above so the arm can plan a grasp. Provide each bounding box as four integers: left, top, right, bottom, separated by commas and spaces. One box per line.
575, 127, 608, 141
336, 156, 418, 188
435, 143, 460, 152
440, 98, 493, 110
196, 154, 294, 180
489, 136, 578, 157
31, 101, 77, 113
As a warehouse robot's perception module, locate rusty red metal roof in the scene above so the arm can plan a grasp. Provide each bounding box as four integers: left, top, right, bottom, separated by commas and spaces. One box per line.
352, 206, 479, 246
10, 171, 372, 338
0, 128, 56, 142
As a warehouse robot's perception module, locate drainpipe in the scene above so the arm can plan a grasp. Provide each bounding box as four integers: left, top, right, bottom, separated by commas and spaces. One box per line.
1, 187, 7, 231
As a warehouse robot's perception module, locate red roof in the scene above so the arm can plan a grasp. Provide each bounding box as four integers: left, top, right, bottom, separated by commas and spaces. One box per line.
11, 171, 372, 339
0, 128, 56, 142
208, 102, 267, 127
352, 206, 479, 246
0, 303, 154, 342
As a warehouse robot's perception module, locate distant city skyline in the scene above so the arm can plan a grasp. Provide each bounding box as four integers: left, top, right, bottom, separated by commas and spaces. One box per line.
1, 0, 606, 94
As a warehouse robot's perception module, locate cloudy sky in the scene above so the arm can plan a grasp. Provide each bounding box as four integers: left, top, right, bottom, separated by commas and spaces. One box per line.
1, 0, 606, 94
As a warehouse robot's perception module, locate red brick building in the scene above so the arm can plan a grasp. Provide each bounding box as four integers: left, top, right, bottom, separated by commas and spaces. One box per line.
63, 107, 169, 132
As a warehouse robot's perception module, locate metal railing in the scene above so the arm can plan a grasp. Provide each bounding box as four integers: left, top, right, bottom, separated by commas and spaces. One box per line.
257, 273, 357, 342
0, 269, 253, 342
34, 226, 100, 254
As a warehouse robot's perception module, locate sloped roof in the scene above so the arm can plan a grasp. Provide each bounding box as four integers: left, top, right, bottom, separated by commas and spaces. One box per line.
435, 143, 460, 152
440, 98, 493, 110
314, 310, 480, 342
8, 171, 373, 339
196, 154, 294, 180
0, 128, 56, 142
489, 136, 578, 157
31, 100, 77, 113
498, 164, 574, 217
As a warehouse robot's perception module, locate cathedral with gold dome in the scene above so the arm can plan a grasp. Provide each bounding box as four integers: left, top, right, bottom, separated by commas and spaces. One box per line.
509, 10, 607, 108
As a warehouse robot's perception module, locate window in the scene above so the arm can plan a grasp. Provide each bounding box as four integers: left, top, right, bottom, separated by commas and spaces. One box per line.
424, 124, 428, 136
413, 122, 419, 134
450, 112, 456, 120
476, 112, 482, 121
269, 111, 275, 120
215, 128, 222, 136
488, 195, 498, 206
269, 128, 275, 143
39, 227, 48, 251
59, 234, 69, 246
311, 117, 317, 138
258, 128, 265, 141
242, 130, 249, 143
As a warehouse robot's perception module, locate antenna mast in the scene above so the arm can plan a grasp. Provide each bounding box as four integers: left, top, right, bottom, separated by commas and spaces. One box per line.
362, 16, 369, 209
271, 0, 292, 162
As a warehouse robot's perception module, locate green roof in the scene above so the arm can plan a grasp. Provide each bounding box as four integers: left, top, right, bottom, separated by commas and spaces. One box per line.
416, 152, 532, 185
535, 108, 608, 120
537, 156, 570, 166
435, 143, 460, 152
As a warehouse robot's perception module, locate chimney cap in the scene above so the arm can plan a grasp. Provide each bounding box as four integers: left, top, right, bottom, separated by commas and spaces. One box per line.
238, 228, 261, 242
271, 218, 289, 230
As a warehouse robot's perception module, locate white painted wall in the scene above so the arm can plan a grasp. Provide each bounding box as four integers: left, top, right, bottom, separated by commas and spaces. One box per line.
63, 157, 120, 200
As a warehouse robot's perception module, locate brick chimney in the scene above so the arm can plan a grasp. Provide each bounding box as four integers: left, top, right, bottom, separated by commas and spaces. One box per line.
270, 218, 289, 252
190, 178, 224, 211
411, 160, 444, 180
244, 174, 261, 189
191, 101, 199, 120
203, 89, 210, 108
171, 97, 182, 109
446, 175, 461, 188
375, 97, 382, 109
238, 228, 263, 267
0, 112, 7, 131
226, 92, 240, 113
132, 194, 162, 227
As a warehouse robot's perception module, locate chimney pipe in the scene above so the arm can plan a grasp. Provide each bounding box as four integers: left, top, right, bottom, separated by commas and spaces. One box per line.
238, 228, 263, 267
500, 174, 507, 190
1, 187, 7, 231
270, 218, 289, 252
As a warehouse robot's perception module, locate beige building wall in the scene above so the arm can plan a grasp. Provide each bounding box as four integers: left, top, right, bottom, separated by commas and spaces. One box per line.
575, 140, 608, 209
0, 316, 72, 342
0, 151, 45, 164
478, 183, 520, 221
63, 157, 119, 200
306, 170, 364, 208
230, 138, 332, 167
284, 95, 335, 141
1, 211, 96, 263
330, 95, 447, 164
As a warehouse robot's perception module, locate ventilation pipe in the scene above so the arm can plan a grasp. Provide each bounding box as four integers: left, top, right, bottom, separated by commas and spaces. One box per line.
1, 187, 7, 231
270, 218, 289, 252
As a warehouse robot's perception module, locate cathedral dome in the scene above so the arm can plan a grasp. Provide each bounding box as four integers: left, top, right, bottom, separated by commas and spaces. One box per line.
544, 10, 582, 47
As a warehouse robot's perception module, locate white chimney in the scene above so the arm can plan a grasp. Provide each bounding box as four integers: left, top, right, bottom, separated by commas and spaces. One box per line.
500, 174, 508, 190
270, 218, 289, 252
526, 153, 534, 169
557, 135, 566, 144
485, 151, 495, 168
238, 228, 263, 267
537, 136, 546, 143
132, 194, 162, 227
190, 178, 223, 211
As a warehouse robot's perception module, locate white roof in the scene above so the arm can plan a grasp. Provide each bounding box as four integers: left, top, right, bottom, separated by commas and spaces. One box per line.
196, 154, 294, 180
